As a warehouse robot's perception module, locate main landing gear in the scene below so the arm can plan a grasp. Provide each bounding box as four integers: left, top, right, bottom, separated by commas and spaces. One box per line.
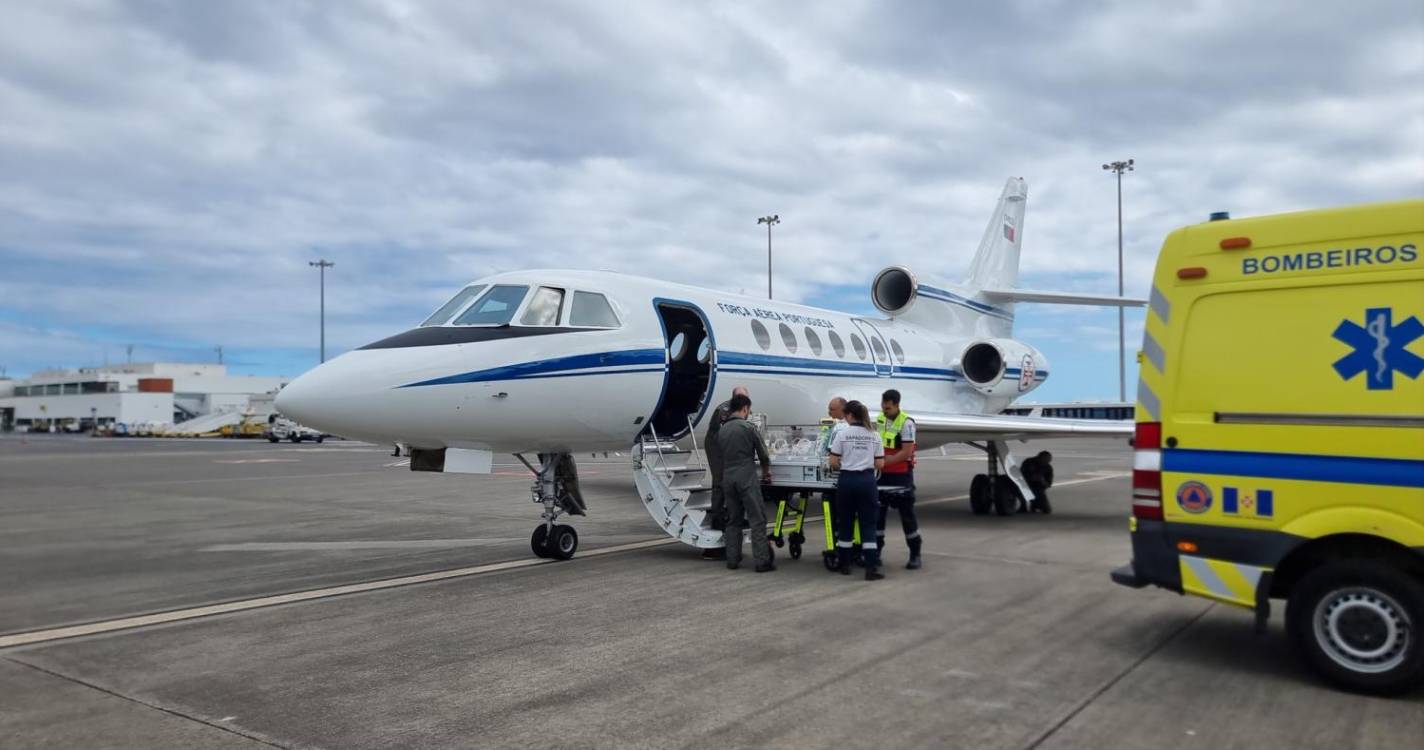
968, 440, 1036, 517
516, 452, 587, 560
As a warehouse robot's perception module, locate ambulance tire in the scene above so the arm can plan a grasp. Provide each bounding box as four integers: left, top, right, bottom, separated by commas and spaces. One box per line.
992, 476, 1022, 517
969, 475, 991, 515
1287, 560, 1424, 695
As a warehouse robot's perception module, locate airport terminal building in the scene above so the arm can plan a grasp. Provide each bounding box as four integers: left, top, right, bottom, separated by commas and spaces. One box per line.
0, 363, 288, 433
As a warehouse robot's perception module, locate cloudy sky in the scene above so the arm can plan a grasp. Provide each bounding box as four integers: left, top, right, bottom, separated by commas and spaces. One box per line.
2, 0, 1421, 400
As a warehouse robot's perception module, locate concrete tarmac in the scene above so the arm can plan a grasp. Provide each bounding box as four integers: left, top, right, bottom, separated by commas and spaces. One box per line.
0, 434, 1418, 749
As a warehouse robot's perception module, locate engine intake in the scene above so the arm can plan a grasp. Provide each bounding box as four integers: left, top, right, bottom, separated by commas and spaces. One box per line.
957, 339, 1048, 398
871, 267, 917, 316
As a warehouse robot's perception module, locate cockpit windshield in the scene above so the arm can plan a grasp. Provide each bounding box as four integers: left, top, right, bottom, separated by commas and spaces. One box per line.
452, 284, 529, 326
420, 284, 487, 327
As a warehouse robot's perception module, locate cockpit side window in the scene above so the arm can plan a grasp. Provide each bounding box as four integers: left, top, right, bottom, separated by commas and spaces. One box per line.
420, 284, 486, 327
520, 286, 565, 326
568, 291, 620, 328
452, 284, 529, 326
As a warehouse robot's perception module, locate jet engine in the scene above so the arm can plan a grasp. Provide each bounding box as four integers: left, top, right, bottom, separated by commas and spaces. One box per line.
958, 339, 1048, 397
871, 266, 918, 317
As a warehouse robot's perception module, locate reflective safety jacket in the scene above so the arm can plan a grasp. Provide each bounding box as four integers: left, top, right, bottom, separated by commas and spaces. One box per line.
877, 411, 915, 474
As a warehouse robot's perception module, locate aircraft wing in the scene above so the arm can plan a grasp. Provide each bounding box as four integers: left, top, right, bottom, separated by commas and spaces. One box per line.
908, 410, 1134, 443
979, 288, 1146, 307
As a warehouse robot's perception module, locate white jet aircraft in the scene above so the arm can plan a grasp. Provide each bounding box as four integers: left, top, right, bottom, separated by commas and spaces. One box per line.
277, 178, 1144, 559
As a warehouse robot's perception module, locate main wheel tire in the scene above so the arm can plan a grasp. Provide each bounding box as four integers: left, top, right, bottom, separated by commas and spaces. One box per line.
530, 526, 553, 558
969, 474, 991, 515
315, 436, 324, 443
1286, 560, 1424, 695
548, 524, 578, 560
993, 476, 1022, 517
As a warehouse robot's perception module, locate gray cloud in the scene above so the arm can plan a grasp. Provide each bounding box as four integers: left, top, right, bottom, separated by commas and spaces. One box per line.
0, 0, 1420, 377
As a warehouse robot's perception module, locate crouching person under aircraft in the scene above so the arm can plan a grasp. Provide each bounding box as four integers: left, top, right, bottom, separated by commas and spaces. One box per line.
717, 393, 775, 573
876, 389, 923, 570
828, 400, 885, 580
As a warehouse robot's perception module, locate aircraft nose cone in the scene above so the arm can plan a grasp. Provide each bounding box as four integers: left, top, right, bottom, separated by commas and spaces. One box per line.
274, 370, 321, 426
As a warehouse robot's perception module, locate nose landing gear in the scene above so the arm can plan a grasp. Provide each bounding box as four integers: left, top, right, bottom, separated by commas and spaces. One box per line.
516, 452, 587, 560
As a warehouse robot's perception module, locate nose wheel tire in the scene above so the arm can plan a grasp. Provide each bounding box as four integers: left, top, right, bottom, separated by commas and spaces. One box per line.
969, 474, 991, 515
530, 526, 552, 558
1286, 559, 1424, 695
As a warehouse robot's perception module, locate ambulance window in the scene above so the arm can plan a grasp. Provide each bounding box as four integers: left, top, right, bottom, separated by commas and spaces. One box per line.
891, 339, 905, 364
751, 320, 771, 350
851, 335, 867, 360
828, 331, 845, 358
568, 291, 620, 328
805, 327, 823, 356
779, 323, 798, 353
520, 286, 565, 326
870, 337, 887, 360
420, 284, 486, 326
453, 285, 528, 326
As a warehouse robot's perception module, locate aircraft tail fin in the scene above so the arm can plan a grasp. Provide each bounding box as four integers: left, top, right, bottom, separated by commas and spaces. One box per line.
964, 177, 1028, 292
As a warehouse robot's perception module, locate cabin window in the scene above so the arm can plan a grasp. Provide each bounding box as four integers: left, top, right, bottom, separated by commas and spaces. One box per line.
778, 323, 798, 353
751, 320, 771, 350
420, 284, 486, 326
891, 339, 906, 364
668, 331, 689, 361
870, 337, 887, 360
851, 334, 867, 360
805, 327, 822, 356
828, 330, 845, 358
520, 286, 565, 326
569, 291, 620, 328
697, 337, 713, 363
453, 285, 529, 326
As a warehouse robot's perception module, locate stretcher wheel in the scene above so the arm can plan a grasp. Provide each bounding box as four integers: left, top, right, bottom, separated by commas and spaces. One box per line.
789, 531, 805, 546
822, 551, 839, 572
789, 541, 802, 559
772, 535, 785, 548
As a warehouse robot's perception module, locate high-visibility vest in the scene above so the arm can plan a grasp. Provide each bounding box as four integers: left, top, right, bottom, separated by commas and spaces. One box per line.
877, 411, 914, 471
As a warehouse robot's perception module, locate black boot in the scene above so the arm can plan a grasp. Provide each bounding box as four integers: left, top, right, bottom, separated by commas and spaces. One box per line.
906, 536, 922, 570
865, 566, 885, 581
837, 547, 853, 575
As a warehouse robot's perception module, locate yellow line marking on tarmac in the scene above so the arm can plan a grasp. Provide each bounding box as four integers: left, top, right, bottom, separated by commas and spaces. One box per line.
0, 473, 1128, 650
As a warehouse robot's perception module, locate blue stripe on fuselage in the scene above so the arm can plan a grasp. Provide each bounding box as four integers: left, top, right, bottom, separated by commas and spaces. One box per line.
399, 348, 664, 388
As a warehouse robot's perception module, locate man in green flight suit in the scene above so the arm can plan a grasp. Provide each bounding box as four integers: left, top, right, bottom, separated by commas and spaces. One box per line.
716, 393, 775, 572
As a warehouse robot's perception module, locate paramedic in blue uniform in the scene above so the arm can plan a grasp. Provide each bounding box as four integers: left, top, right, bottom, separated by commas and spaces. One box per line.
828, 400, 885, 581
876, 389, 922, 570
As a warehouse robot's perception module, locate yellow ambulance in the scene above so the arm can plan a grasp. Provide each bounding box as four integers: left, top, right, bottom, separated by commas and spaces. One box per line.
1112, 199, 1424, 694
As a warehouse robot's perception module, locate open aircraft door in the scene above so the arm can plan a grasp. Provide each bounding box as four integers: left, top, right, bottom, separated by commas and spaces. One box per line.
852, 318, 895, 377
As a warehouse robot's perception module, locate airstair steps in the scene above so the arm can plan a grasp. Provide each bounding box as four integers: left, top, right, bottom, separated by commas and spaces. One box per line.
632, 441, 723, 549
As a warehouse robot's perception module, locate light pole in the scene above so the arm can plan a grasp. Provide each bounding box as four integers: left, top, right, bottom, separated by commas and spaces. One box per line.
757, 215, 780, 299
309, 259, 335, 362
1101, 159, 1133, 403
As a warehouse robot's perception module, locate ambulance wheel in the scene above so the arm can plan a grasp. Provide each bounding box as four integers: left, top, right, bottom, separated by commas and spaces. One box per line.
1286, 560, 1424, 695
547, 524, 578, 560
530, 526, 552, 558
992, 476, 1022, 517
969, 474, 991, 515
823, 551, 839, 572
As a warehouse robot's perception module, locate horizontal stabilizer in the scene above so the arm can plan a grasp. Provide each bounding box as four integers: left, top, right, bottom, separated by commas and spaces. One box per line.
980, 288, 1146, 307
